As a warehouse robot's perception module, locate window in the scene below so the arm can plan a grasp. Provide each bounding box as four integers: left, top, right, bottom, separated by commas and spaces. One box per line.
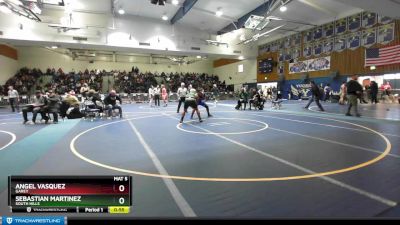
238, 64, 244, 73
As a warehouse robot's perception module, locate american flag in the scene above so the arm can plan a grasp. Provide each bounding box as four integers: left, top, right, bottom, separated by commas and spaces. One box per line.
365, 44, 400, 66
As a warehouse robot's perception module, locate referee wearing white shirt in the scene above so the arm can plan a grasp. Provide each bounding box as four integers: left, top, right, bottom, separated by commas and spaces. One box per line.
8, 86, 20, 112
177, 83, 187, 113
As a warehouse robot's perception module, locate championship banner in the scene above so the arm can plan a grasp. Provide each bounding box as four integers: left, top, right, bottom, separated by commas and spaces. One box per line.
378, 15, 393, 24
291, 34, 301, 47
347, 31, 361, 50
291, 47, 301, 60
308, 56, 331, 72
362, 28, 376, 48
348, 13, 361, 32
335, 18, 347, 35
323, 22, 335, 38
278, 50, 285, 62
323, 38, 334, 54
362, 11, 377, 28
289, 61, 308, 74
313, 41, 323, 56
378, 23, 395, 44
303, 44, 312, 58
313, 27, 323, 40
284, 49, 292, 61
303, 30, 313, 43
284, 36, 291, 48
335, 35, 347, 52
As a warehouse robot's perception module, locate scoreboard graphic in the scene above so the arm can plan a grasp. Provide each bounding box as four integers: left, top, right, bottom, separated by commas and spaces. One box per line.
8, 176, 132, 214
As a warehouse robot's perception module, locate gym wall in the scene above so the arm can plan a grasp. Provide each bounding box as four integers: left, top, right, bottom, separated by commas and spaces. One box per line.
0, 45, 18, 85
213, 59, 257, 91
258, 20, 400, 82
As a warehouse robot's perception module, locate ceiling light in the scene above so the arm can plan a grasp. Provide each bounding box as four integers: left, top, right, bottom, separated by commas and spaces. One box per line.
216, 8, 223, 17
118, 8, 125, 15
51, 46, 58, 49
172, 0, 179, 5
162, 15, 168, 20
238, 56, 244, 60
196, 55, 201, 59
0, 5, 11, 14
8, 0, 22, 6
280, 5, 287, 12
370, 65, 376, 71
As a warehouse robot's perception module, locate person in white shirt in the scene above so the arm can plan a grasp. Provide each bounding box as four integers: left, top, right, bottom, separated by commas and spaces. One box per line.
180, 85, 202, 123
148, 85, 154, 107
177, 83, 187, 113
154, 85, 161, 107
8, 86, 20, 113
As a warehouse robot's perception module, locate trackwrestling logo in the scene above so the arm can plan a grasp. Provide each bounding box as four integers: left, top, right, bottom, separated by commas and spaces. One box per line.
3, 217, 65, 225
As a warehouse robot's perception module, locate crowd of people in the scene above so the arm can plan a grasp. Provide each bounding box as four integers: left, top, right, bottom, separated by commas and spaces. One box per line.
2, 67, 228, 97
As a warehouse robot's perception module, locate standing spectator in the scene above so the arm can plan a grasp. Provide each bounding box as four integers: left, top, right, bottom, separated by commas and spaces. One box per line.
177, 83, 187, 113
211, 84, 220, 105
153, 85, 161, 107
346, 75, 363, 117
148, 85, 154, 107
304, 81, 324, 111
8, 86, 20, 113
339, 81, 347, 105
323, 84, 332, 102
370, 81, 379, 104
161, 84, 168, 107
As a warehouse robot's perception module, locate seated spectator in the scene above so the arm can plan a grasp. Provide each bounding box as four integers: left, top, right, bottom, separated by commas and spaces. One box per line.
22, 91, 49, 124
43, 90, 61, 124
104, 90, 123, 119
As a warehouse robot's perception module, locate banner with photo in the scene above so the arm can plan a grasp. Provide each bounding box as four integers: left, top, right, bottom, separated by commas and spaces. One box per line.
313, 41, 324, 56
378, 23, 395, 44
308, 56, 331, 72
348, 13, 362, 32
323, 22, 335, 38
334, 35, 347, 52
362, 11, 377, 28
378, 15, 393, 24
347, 31, 361, 50
289, 56, 331, 74
335, 18, 347, 35
324, 38, 335, 54
289, 61, 308, 74
362, 28, 376, 48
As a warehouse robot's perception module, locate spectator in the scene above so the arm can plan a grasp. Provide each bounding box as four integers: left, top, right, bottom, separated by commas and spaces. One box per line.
346, 75, 363, 117
8, 86, 20, 113
22, 91, 48, 124
104, 90, 123, 119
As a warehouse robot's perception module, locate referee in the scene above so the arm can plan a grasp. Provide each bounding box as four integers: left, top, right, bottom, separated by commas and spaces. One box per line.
8, 86, 20, 113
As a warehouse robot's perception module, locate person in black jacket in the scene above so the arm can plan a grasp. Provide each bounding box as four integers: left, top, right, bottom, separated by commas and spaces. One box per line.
104, 90, 123, 119
370, 81, 379, 104
346, 75, 363, 117
304, 81, 324, 111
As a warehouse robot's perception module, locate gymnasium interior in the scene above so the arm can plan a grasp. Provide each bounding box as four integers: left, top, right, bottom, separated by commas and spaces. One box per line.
0, 0, 400, 220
